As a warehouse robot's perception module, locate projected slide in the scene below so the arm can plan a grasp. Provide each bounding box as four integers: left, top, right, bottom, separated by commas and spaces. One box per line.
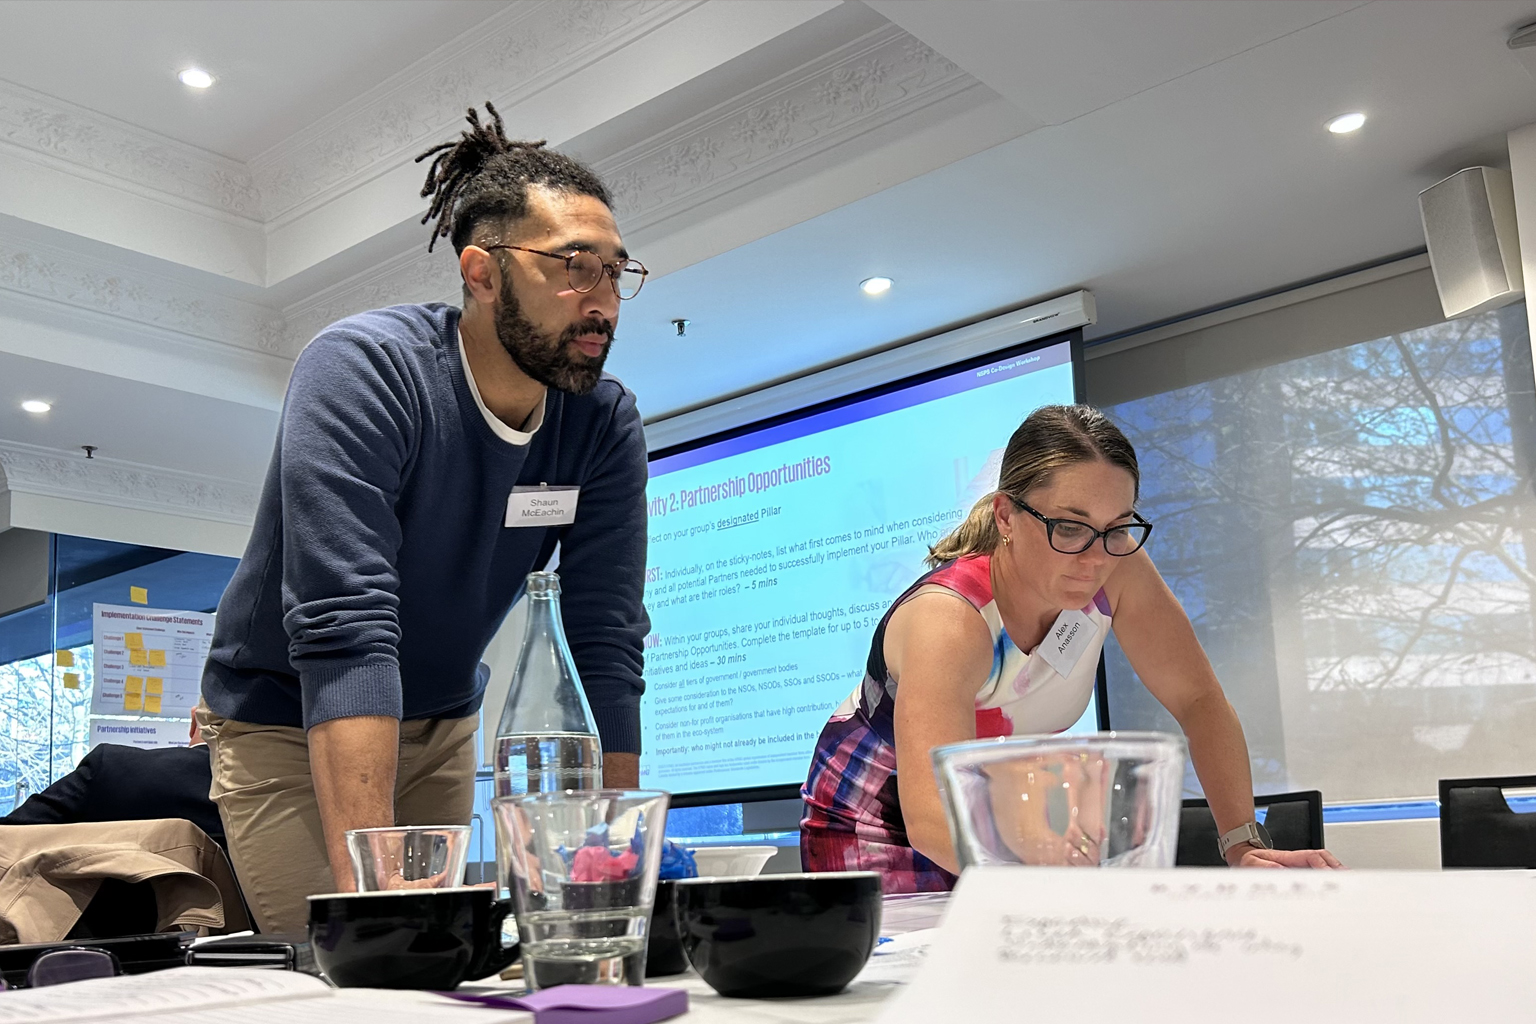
641, 340, 1091, 796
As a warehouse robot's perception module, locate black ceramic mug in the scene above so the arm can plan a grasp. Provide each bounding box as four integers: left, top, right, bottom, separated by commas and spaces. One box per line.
674, 871, 882, 998
307, 887, 519, 989
645, 879, 689, 978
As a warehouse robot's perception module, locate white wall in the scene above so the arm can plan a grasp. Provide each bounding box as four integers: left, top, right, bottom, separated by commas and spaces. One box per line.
478, 596, 528, 765
1322, 818, 1441, 869
4, 490, 251, 558
1507, 123, 1536, 359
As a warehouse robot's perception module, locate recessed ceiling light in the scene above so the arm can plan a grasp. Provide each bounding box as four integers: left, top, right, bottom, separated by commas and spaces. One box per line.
860, 277, 893, 296
1326, 112, 1366, 134
21, 400, 51, 413
178, 67, 214, 89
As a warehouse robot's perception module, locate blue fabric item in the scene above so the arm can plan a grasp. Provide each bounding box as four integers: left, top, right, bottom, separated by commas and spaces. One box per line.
201, 303, 650, 752
656, 840, 698, 880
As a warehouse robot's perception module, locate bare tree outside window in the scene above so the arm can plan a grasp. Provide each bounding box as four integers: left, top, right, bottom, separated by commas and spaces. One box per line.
0, 647, 92, 811
0, 536, 234, 814
1101, 305, 1536, 801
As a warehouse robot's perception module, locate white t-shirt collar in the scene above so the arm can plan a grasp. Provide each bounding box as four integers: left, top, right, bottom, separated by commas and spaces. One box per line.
457, 327, 546, 446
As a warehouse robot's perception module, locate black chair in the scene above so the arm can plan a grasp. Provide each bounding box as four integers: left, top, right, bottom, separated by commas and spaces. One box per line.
1175, 790, 1324, 866
1439, 774, 1536, 868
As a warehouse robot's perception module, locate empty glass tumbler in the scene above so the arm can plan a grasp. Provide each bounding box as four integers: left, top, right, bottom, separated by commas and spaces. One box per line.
932, 731, 1186, 869
346, 825, 472, 891
493, 790, 669, 989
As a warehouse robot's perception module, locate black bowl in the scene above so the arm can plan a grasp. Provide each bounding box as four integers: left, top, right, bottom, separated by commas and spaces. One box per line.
674, 872, 881, 998
646, 879, 689, 978
307, 887, 519, 989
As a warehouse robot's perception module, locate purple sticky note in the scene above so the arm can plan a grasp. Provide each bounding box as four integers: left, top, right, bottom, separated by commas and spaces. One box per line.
445, 985, 688, 1024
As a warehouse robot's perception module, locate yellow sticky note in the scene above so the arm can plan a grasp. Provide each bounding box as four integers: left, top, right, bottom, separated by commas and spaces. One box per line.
124, 692, 143, 711
144, 696, 162, 714
129, 649, 149, 667
55, 650, 74, 667
124, 633, 143, 649
125, 676, 144, 693
146, 678, 163, 695
63, 672, 80, 690
129, 587, 148, 605
148, 649, 166, 667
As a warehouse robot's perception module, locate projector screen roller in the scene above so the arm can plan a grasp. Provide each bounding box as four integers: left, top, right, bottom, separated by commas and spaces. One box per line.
640, 332, 1097, 799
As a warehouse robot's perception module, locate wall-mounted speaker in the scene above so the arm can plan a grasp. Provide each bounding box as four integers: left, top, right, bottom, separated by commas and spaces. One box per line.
1419, 166, 1524, 319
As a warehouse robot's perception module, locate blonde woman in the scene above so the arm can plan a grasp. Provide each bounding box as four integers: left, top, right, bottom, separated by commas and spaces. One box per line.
800, 404, 1340, 891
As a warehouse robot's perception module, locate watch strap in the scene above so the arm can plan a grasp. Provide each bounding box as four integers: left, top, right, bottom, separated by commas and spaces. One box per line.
1217, 820, 1273, 858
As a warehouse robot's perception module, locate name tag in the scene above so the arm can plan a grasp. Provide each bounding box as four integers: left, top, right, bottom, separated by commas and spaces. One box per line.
506, 485, 580, 527
1037, 608, 1098, 678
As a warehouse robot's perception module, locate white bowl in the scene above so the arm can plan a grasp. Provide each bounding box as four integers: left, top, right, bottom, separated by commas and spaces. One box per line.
687, 844, 778, 878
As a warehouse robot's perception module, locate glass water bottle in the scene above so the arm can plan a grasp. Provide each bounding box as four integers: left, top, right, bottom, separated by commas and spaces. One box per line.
492, 571, 604, 797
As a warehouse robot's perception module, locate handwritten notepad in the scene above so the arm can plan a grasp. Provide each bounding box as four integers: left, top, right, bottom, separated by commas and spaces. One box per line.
879, 867, 1536, 1024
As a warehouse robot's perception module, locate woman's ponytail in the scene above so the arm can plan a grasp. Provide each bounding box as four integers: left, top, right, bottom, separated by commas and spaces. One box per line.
925, 493, 1002, 567
923, 405, 1139, 569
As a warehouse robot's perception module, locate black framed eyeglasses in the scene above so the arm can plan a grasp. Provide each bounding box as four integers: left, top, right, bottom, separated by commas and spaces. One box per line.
23, 947, 121, 988
483, 245, 648, 300
1013, 498, 1153, 556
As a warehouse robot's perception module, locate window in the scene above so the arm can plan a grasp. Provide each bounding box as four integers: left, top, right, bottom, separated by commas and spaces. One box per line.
0, 533, 237, 813
1088, 260, 1536, 802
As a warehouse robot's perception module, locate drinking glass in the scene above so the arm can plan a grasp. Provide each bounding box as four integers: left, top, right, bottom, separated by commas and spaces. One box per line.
346, 825, 472, 891
932, 732, 1186, 869
492, 790, 669, 989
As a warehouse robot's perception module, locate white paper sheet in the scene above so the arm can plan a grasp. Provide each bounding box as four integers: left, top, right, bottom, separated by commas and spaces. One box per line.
0, 967, 528, 1024
89, 603, 215, 726
878, 867, 1536, 1023
87, 720, 194, 751
0, 968, 325, 1023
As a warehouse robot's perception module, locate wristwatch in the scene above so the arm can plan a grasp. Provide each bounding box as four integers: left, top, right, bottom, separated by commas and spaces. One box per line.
1217, 820, 1273, 859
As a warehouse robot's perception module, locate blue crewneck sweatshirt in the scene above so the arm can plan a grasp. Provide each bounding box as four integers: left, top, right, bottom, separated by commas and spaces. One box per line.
201, 303, 649, 752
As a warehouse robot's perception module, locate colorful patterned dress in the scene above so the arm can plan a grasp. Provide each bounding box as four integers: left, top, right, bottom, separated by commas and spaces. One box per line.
799, 554, 1112, 892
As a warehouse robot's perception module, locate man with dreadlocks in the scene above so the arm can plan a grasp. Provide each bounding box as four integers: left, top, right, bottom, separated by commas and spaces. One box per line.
196, 103, 651, 934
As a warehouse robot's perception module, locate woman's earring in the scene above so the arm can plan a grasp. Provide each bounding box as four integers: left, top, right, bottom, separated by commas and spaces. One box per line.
1002, 535, 1012, 546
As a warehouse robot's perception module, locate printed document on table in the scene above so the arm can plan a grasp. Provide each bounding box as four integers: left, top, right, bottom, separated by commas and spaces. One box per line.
90, 603, 215, 727
0, 966, 529, 1024
878, 867, 1536, 1024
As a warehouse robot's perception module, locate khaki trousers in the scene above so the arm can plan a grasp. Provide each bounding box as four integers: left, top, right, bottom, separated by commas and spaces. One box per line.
195, 704, 478, 935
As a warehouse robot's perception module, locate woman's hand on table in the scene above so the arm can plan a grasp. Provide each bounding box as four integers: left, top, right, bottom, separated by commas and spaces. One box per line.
1230, 845, 1344, 869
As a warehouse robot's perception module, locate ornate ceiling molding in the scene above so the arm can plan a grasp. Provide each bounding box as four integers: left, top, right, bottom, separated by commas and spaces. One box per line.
599, 24, 971, 230
0, 229, 291, 359
0, 78, 261, 222
0, 440, 259, 525
0, 2, 699, 232
0, 8, 993, 389
249, 0, 698, 225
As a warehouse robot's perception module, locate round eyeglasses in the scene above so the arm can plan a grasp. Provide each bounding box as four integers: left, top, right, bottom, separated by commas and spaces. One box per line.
483, 245, 648, 300
1013, 498, 1153, 556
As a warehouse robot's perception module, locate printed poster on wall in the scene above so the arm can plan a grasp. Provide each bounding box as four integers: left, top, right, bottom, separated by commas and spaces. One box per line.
89, 720, 194, 750
90, 603, 214, 723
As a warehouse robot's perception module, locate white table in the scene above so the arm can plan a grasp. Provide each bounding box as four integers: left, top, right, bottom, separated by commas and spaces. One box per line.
610, 972, 898, 1024
442, 957, 908, 1024
442, 893, 948, 1024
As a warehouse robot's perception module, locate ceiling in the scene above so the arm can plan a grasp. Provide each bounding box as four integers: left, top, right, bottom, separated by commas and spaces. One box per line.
0, 0, 515, 161
611, 0, 1536, 416
1, 0, 1535, 545
0, 349, 277, 482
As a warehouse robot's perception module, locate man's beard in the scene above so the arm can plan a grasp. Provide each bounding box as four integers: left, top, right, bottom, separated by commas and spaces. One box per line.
493, 278, 613, 395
